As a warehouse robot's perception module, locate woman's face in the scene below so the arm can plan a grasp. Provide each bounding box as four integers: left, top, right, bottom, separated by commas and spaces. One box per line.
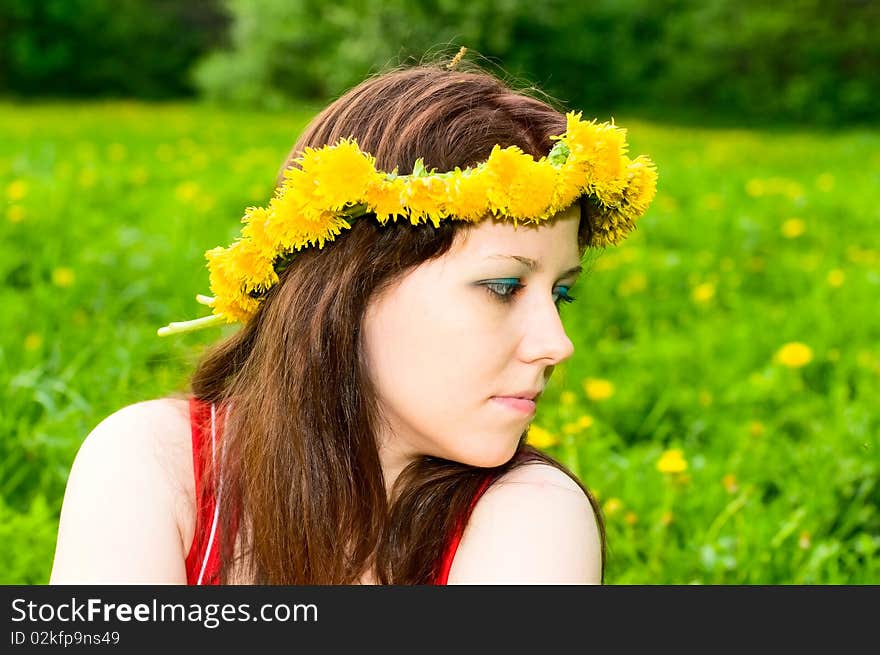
362, 203, 583, 480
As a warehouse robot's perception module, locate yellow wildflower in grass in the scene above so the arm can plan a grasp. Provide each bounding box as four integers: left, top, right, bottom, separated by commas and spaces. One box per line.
6, 179, 28, 200
784, 181, 804, 200
826, 269, 845, 287
798, 531, 811, 550
774, 342, 813, 368
155, 144, 174, 162
700, 193, 723, 210
749, 421, 765, 437
175, 181, 200, 203
51, 267, 75, 288
692, 282, 715, 303
660, 510, 674, 526
815, 173, 835, 192
578, 414, 595, 429
78, 169, 97, 188
656, 448, 688, 474
526, 424, 558, 449
722, 473, 739, 494
603, 497, 623, 516
624, 511, 638, 525
108, 143, 127, 162
560, 390, 577, 406
781, 218, 806, 238
745, 179, 765, 197
583, 378, 615, 401
129, 167, 149, 186
7, 205, 25, 223
698, 390, 713, 407
617, 271, 647, 296
24, 334, 42, 351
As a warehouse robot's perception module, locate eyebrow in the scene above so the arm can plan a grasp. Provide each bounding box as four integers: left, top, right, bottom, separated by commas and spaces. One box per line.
486, 255, 583, 278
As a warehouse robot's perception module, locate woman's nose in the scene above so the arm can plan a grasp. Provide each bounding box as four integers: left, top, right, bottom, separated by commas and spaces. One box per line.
518, 298, 575, 365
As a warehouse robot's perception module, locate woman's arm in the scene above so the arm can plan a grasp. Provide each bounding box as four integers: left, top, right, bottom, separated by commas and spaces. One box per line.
446, 463, 602, 584
49, 401, 189, 584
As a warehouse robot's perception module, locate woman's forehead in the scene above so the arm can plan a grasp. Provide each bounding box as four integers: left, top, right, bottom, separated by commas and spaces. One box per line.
451, 204, 581, 262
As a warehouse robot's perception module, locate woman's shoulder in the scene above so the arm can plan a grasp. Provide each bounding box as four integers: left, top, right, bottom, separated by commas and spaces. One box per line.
50, 396, 196, 583
447, 461, 602, 584
94, 396, 196, 542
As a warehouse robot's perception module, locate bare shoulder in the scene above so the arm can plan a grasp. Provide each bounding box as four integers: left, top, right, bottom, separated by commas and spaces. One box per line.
447, 462, 602, 584
49, 397, 194, 583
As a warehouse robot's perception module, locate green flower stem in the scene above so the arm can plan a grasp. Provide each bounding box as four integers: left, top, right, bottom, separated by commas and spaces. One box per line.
157, 313, 227, 337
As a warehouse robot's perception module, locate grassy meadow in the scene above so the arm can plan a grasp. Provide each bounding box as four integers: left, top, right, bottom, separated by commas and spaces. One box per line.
1, 101, 878, 584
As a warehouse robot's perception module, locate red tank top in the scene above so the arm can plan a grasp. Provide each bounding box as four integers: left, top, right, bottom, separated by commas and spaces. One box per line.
185, 396, 493, 585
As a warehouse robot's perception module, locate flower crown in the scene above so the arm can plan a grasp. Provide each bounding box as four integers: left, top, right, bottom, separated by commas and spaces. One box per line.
157, 111, 657, 337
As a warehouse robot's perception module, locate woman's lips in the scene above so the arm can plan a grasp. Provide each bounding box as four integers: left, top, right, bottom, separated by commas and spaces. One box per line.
491, 396, 537, 414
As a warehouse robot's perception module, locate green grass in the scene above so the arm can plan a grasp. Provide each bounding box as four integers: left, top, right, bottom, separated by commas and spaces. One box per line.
2, 101, 878, 584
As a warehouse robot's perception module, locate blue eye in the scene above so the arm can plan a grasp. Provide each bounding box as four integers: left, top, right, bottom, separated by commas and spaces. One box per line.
482, 280, 577, 309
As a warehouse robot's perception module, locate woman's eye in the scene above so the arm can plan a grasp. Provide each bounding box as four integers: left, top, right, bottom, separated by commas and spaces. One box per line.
483, 281, 577, 308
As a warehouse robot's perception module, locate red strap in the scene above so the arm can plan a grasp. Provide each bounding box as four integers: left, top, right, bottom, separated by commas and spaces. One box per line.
184, 397, 219, 584
435, 474, 494, 585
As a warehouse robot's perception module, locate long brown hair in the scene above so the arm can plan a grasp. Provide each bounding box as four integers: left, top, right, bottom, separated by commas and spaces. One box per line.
184, 61, 607, 584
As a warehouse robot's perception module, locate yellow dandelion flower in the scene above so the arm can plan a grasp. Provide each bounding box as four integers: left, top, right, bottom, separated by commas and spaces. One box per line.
175, 181, 200, 203
826, 269, 845, 287
404, 175, 449, 227
656, 448, 688, 474
78, 169, 97, 188
562, 422, 581, 435
692, 282, 716, 303
624, 511, 638, 525
617, 155, 658, 217
526, 424, 558, 448
701, 193, 723, 210
583, 378, 615, 401
226, 239, 278, 293
749, 421, 765, 437
155, 144, 174, 162
485, 146, 555, 221
446, 169, 490, 222
660, 510, 674, 526
603, 497, 623, 516
7, 205, 25, 223
578, 414, 595, 429
52, 267, 75, 288
108, 143, 127, 162
745, 179, 765, 197
722, 473, 738, 494
364, 176, 407, 224
24, 333, 42, 351
129, 167, 149, 186
298, 139, 381, 212
815, 173, 834, 192
560, 391, 577, 406
798, 531, 811, 550
781, 218, 806, 238
563, 113, 627, 189
618, 271, 647, 296
774, 342, 813, 368
6, 179, 28, 201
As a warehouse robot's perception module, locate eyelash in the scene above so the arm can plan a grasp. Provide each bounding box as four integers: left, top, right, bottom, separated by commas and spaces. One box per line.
483, 281, 577, 308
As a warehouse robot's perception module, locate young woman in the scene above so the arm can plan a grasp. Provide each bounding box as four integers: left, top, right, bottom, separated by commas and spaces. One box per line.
49, 60, 657, 585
